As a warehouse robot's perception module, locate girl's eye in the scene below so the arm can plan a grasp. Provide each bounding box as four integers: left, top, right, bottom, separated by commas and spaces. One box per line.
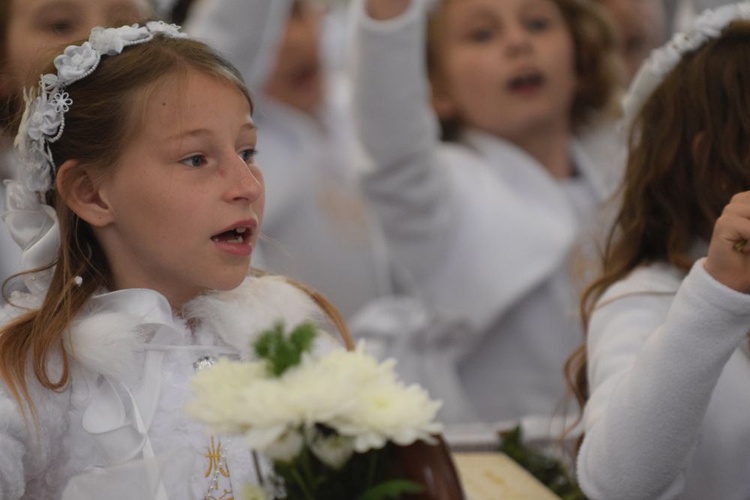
180, 154, 207, 168
44, 19, 77, 36
468, 27, 495, 42
525, 17, 550, 32
239, 148, 257, 164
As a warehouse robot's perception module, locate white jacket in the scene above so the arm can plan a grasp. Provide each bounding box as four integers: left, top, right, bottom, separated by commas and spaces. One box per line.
350, 0, 618, 423
578, 260, 750, 500
0, 276, 337, 499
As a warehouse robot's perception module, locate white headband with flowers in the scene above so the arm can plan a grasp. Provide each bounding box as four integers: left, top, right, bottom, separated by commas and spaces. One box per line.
623, 1, 750, 127
3, 21, 188, 296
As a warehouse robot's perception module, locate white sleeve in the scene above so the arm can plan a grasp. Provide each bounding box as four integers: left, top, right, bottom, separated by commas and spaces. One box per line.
577, 260, 750, 499
350, 0, 459, 284
183, 0, 293, 89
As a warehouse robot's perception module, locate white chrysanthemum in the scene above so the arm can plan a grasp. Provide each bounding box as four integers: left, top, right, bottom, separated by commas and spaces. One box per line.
279, 354, 359, 425
263, 428, 304, 463
240, 485, 268, 500
335, 377, 442, 453
304, 425, 354, 469
188, 342, 442, 457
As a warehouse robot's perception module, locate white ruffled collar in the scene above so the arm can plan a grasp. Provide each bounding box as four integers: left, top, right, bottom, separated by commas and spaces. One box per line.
62, 274, 327, 468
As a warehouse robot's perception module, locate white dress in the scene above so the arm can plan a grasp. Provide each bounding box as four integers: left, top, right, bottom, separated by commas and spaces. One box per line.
0, 275, 338, 499
350, 0, 620, 424
578, 259, 750, 500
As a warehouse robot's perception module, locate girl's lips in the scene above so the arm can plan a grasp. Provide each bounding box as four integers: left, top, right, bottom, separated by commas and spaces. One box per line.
211, 220, 257, 257
507, 71, 545, 95
213, 237, 253, 257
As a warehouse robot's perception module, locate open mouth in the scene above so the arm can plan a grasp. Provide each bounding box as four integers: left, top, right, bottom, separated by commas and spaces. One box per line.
507, 72, 545, 93
211, 226, 250, 244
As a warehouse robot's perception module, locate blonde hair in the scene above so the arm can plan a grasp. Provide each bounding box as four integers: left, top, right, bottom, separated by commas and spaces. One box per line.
426, 0, 622, 141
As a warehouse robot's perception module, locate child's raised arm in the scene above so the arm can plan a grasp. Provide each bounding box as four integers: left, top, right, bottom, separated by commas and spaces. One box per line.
352, 0, 573, 332
185, 0, 293, 89
579, 192, 750, 498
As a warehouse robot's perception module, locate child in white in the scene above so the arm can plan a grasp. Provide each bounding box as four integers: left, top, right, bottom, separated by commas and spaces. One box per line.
0, 0, 153, 301
572, 3, 750, 498
350, 0, 621, 424
0, 23, 342, 499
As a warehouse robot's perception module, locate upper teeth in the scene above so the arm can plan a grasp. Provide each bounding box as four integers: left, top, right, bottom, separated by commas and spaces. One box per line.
236, 227, 248, 234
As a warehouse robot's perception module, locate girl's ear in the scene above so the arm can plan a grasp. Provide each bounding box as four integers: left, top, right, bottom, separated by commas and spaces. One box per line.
56, 160, 114, 227
430, 76, 459, 121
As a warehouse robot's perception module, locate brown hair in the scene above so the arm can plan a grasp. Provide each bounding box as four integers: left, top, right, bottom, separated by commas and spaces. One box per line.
426, 0, 622, 141
0, 33, 254, 421
0, 0, 14, 131
565, 20, 750, 435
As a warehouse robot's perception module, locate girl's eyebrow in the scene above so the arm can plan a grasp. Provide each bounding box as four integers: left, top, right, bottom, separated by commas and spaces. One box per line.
163, 122, 257, 143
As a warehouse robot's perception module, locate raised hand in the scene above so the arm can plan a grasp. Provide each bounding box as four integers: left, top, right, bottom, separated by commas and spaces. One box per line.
704, 190, 750, 293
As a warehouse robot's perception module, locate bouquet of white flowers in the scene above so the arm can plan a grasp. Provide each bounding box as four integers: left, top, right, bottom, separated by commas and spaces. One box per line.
187, 322, 448, 499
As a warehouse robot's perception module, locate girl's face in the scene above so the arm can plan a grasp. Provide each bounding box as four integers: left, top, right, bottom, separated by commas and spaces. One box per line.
91, 71, 264, 309
262, 0, 324, 115
430, 0, 577, 142
2, 0, 150, 95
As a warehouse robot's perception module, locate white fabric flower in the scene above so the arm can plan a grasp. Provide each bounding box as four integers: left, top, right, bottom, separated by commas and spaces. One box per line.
89, 25, 151, 55
54, 42, 99, 83
623, 1, 750, 127
146, 21, 189, 38
26, 95, 62, 142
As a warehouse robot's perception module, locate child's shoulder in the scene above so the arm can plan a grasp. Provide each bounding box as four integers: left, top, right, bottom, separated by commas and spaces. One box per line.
601, 262, 684, 304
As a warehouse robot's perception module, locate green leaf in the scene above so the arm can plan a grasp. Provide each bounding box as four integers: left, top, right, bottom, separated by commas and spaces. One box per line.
358, 480, 425, 500
253, 321, 318, 376
499, 425, 587, 500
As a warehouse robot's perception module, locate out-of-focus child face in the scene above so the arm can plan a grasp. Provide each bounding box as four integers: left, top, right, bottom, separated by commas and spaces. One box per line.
262, 0, 325, 115
91, 71, 264, 309
2, 0, 150, 95
430, 0, 578, 143
596, 0, 664, 84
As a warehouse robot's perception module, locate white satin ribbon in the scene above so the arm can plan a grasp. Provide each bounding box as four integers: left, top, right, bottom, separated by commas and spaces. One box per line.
1, 179, 60, 295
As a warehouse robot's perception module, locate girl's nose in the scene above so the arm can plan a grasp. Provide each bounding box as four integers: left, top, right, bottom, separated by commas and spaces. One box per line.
227, 156, 263, 203
504, 24, 532, 56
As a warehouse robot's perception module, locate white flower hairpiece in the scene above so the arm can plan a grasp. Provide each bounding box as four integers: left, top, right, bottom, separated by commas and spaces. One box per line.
5, 22, 188, 295
13, 22, 188, 193
622, 1, 750, 127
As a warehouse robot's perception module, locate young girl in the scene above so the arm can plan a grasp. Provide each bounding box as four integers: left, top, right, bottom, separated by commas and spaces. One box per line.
351, 0, 620, 425
569, 3, 750, 498
0, 23, 348, 499
0, 0, 153, 299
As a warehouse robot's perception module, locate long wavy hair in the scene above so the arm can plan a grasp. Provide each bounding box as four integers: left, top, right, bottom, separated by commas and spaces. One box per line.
426, 0, 623, 141
565, 20, 750, 436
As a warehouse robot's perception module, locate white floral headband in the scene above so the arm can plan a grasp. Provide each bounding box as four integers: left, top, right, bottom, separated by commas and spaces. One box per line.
14, 21, 188, 193
3, 22, 188, 296
622, 1, 750, 128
